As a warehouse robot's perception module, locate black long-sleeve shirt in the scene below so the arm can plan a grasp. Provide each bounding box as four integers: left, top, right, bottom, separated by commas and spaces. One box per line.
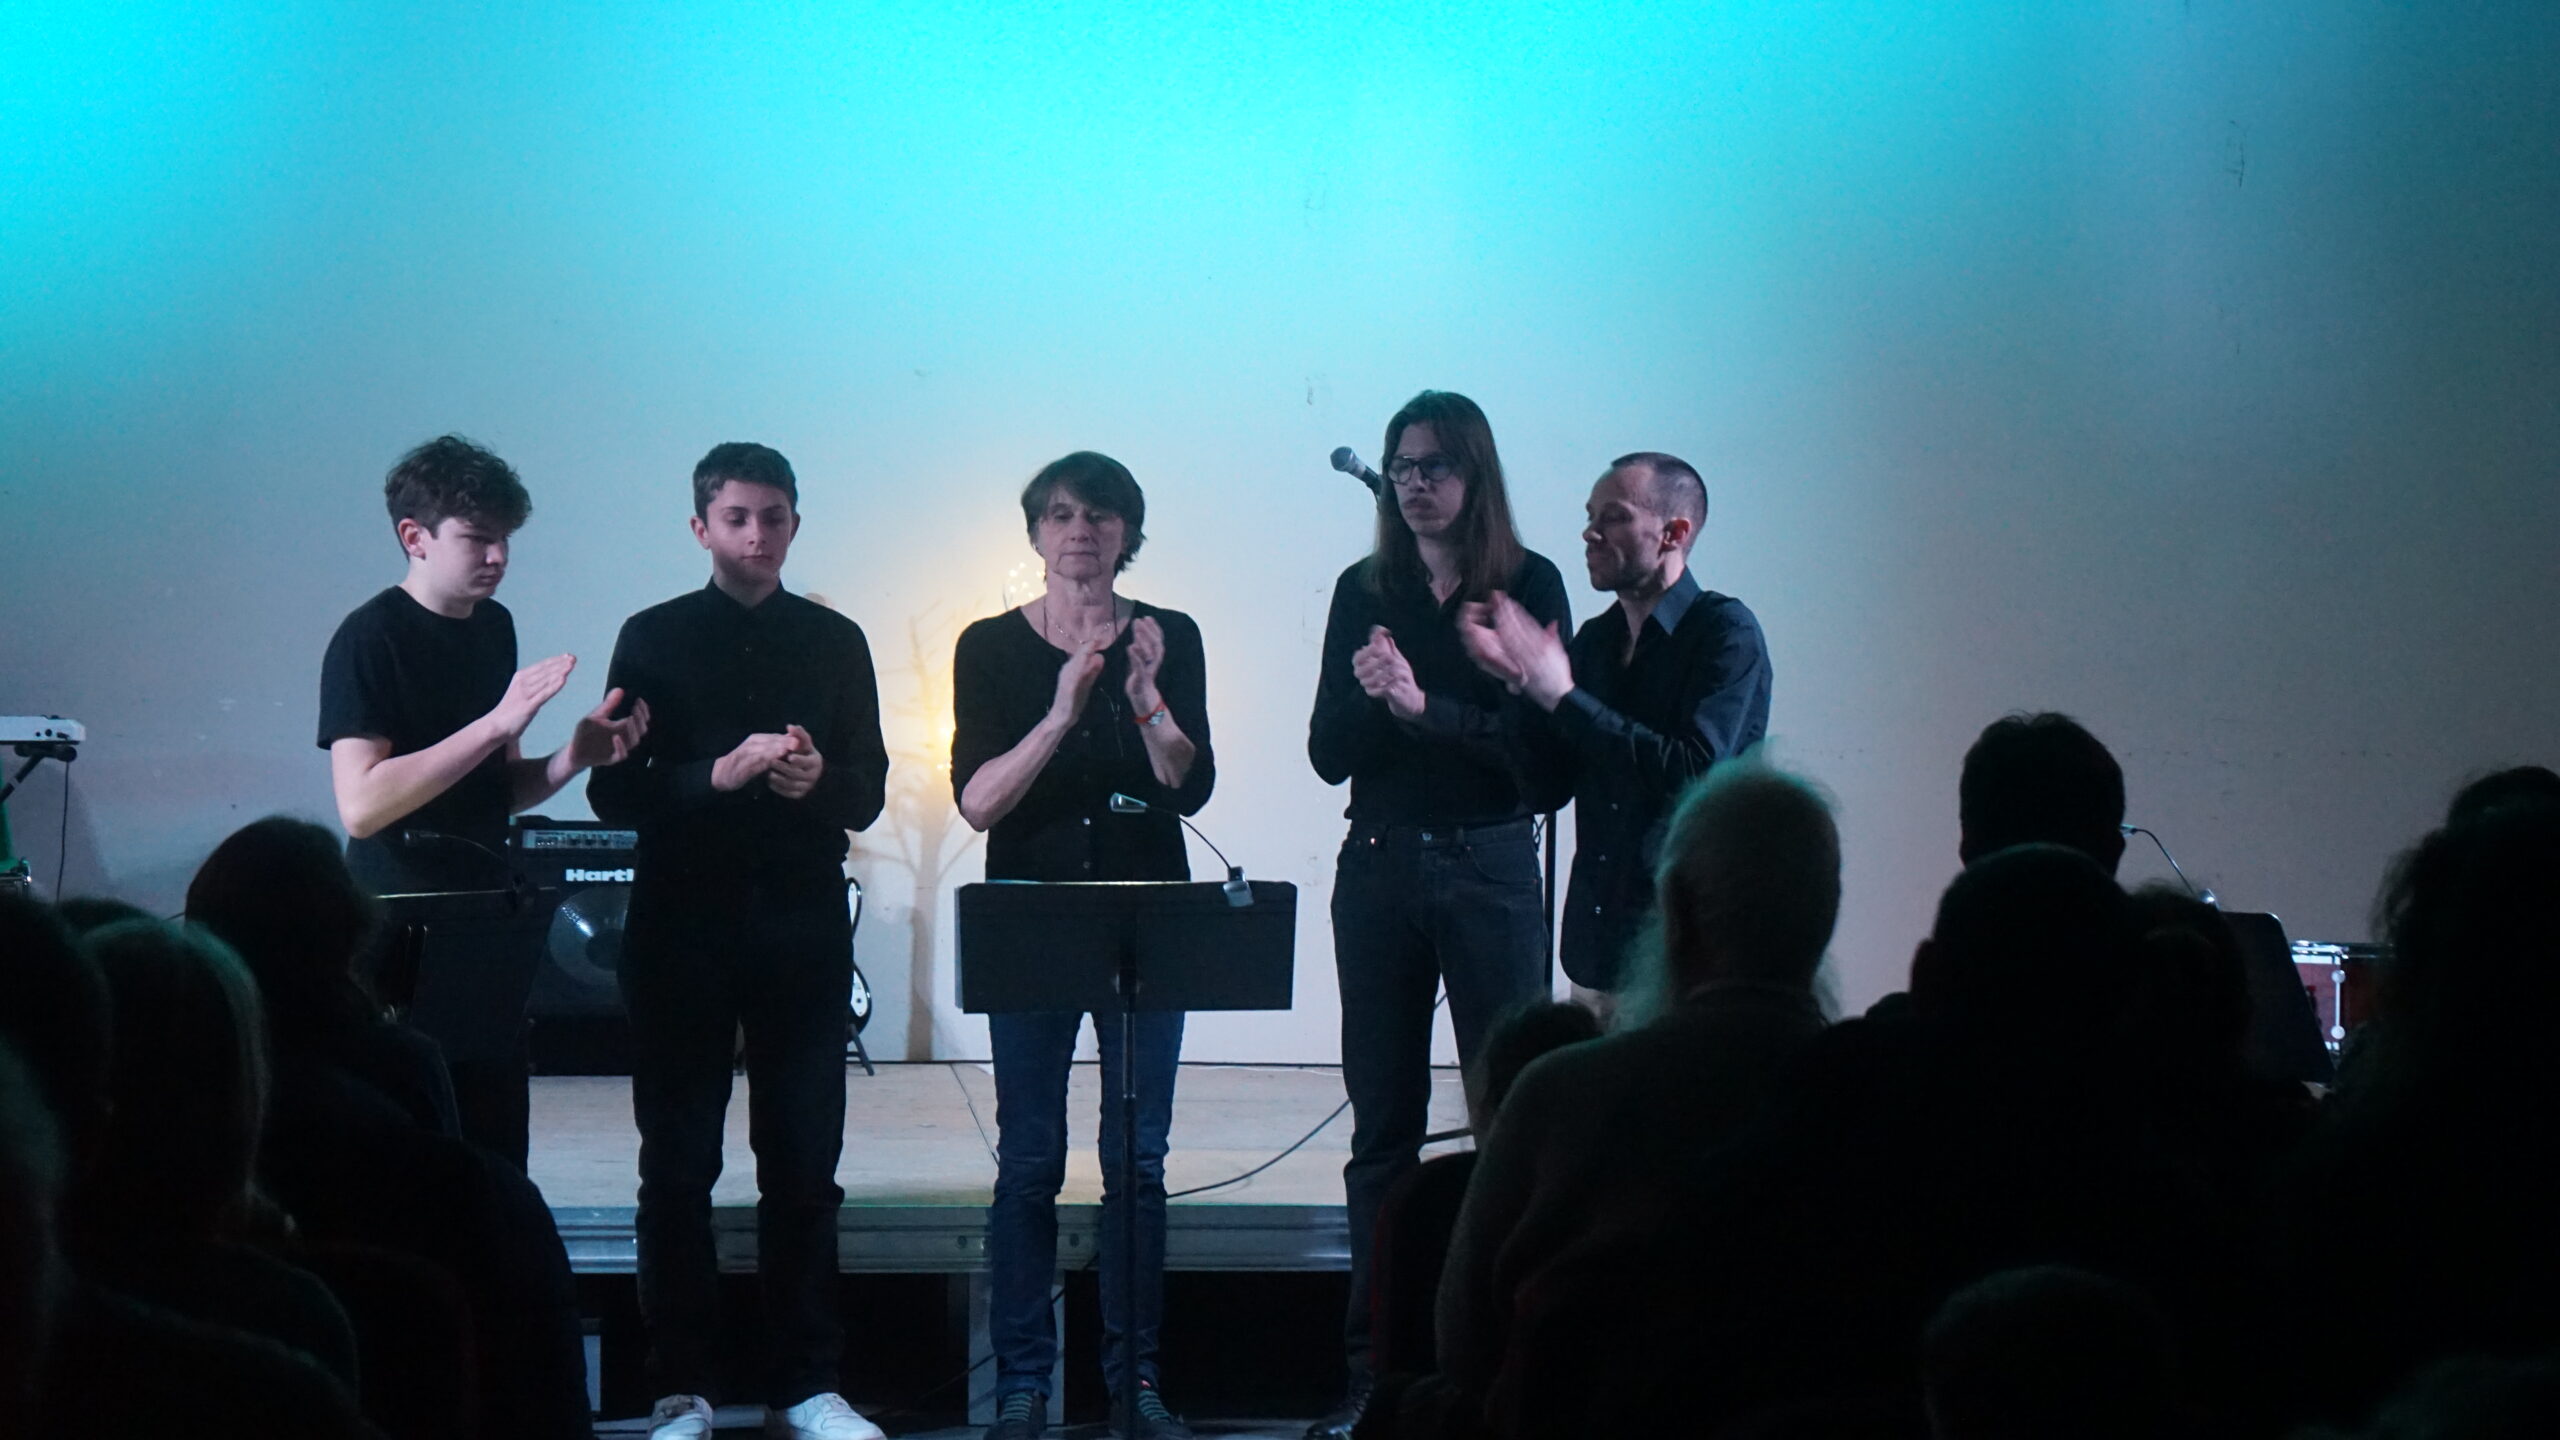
588, 582, 886, 894
1308, 554, 1573, 825
950, 603, 1213, 882
1552, 572, 1771, 988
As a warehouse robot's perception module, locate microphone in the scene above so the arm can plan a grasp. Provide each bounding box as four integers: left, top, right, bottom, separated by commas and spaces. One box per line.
2121, 823, 2218, 907
1331, 446, 1385, 496
1108, 793, 1254, 907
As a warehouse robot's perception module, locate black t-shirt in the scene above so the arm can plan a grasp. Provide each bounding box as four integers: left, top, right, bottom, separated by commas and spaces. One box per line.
317, 586, 516, 892
949, 602, 1215, 882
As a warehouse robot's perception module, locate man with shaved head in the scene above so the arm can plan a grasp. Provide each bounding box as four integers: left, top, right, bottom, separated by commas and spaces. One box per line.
1461, 451, 1773, 1003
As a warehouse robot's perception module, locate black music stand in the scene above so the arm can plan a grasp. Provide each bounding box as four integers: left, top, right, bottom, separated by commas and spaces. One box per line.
956, 879, 1297, 1436
375, 884, 556, 1163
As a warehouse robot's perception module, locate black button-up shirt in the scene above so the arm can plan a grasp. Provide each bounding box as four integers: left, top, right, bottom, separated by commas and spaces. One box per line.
588, 582, 887, 894
949, 603, 1214, 882
1309, 554, 1574, 825
1552, 572, 1772, 988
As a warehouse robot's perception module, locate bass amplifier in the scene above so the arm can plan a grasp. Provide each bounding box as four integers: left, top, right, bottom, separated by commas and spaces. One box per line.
508, 816, 875, 1075
512, 818, 639, 1022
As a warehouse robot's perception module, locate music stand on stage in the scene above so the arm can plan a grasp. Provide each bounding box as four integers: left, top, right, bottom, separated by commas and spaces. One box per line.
375, 884, 556, 1146
956, 878, 1297, 1437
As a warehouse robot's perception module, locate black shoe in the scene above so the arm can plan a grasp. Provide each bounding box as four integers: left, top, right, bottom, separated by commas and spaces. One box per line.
1303, 1380, 1371, 1440
984, 1389, 1046, 1440
1115, 1380, 1195, 1440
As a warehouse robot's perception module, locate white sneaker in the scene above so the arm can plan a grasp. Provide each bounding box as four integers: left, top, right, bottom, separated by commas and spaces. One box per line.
649, 1393, 717, 1440
768, 1392, 886, 1440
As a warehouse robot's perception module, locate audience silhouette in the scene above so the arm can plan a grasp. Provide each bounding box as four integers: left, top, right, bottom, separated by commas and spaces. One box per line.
3, 734, 2554, 1437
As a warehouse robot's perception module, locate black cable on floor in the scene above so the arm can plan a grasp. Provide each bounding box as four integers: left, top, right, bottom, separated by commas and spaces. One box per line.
1166, 1095, 1353, 1199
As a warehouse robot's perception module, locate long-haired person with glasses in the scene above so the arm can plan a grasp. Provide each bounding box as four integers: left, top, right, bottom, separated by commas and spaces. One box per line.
1304, 391, 1571, 1439
952, 452, 1214, 1440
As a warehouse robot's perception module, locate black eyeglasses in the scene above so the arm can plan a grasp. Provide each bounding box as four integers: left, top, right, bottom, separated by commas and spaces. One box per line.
1385, 453, 1462, 489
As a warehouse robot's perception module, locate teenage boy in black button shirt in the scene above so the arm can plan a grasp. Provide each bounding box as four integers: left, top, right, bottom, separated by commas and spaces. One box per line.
588, 442, 889, 1440
1458, 451, 1771, 1004
1304, 390, 1571, 1440
319, 434, 650, 1164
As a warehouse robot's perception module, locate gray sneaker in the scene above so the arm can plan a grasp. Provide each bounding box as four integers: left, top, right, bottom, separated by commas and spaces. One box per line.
984, 1389, 1046, 1440
1118, 1381, 1196, 1440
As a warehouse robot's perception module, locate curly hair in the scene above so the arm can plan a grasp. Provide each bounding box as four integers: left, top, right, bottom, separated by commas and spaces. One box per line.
383, 434, 530, 542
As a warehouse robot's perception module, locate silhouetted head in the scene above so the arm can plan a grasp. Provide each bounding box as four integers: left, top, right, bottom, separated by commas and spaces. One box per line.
1958, 713, 2127, 874
0, 894, 112, 1167
2332, 1352, 2560, 1438
2124, 885, 2251, 1073
0, 1041, 65, 1412
1912, 844, 2134, 1038
2446, 765, 2560, 829
1923, 1265, 2179, 1440
1616, 759, 1842, 1028
2365, 799, 2560, 1088
186, 815, 384, 1047
52, 896, 152, 935
76, 919, 269, 1247
1465, 999, 1605, 1133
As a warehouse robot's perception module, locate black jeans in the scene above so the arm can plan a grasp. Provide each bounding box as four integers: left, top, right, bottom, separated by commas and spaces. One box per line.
1330, 818, 1547, 1377
621, 879, 851, 1408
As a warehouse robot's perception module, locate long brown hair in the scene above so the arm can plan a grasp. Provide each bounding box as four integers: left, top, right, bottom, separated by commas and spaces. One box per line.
1363, 390, 1527, 603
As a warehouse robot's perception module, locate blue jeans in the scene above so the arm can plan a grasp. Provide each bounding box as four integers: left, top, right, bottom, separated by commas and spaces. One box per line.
1330, 818, 1548, 1377
987, 1009, 1186, 1399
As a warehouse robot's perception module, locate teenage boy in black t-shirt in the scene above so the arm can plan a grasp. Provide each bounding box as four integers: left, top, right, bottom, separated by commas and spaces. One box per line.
319, 434, 649, 1164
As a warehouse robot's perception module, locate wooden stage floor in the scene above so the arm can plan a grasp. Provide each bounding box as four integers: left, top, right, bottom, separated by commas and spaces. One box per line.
530, 1060, 1471, 1274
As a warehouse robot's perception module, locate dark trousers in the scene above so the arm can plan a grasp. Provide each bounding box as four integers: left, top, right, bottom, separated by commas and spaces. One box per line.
621, 880, 852, 1408
1330, 818, 1547, 1377
381, 906, 541, 1170
986, 1009, 1185, 1399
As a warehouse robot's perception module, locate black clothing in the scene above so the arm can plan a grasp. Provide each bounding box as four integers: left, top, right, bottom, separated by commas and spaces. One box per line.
1551, 574, 1772, 988
317, 587, 518, 895
1309, 550, 1569, 1380
1329, 819, 1548, 1378
1370, 1150, 1478, 1377
589, 581, 888, 893
950, 603, 1214, 1400
621, 884, 854, 1407
318, 585, 535, 1166
950, 604, 1213, 882
258, 1050, 592, 1440
1308, 557, 1573, 824
82, 1239, 363, 1394
41, 1280, 376, 1440
589, 580, 886, 1410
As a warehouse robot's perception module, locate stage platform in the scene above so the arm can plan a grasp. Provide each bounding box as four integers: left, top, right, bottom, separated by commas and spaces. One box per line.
538, 1061, 1468, 1431
531, 1060, 1470, 1275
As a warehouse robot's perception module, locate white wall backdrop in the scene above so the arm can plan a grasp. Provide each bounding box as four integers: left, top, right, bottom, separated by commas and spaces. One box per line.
4, 1, 2554, 1062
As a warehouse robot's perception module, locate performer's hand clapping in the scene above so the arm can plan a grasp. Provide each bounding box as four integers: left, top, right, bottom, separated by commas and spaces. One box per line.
711, 730, 799, 792
489, 654, 577, 740
1456, 602, 1525, 694
768, 723, 824, 799
1049, 637, 1108, 726
566, 688, 650, 769
1124, 615, 1167, 714
1484, 592, 1574, 711
1352, 625, 1426, 720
